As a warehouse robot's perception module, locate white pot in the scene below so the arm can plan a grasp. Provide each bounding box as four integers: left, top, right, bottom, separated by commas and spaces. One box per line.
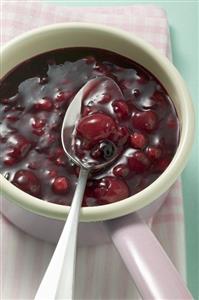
0, 23, 194, 225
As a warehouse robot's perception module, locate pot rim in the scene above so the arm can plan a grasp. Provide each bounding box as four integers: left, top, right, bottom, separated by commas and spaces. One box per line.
0, 22, 195, 222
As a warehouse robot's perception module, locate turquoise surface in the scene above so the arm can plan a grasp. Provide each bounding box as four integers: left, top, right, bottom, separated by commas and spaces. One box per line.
48, 1, 199, 298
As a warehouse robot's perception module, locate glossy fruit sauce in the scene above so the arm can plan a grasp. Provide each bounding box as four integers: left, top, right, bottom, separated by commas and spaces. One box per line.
0, 48, 179, 206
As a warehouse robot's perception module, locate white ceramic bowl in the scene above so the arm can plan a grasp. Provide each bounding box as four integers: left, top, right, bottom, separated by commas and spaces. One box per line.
0, 23, 194, 243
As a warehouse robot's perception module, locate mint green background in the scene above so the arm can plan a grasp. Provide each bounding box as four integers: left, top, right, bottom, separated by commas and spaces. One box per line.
48, 1, 198, 298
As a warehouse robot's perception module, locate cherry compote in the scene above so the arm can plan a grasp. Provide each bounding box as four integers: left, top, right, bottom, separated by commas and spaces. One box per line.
0, 48, 179, 206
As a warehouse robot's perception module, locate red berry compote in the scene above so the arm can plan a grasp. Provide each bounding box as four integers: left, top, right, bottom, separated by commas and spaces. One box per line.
0, 48, 179, 206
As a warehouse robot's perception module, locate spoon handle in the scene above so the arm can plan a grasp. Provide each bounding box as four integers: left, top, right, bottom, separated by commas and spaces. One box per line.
34, 168, 89, 300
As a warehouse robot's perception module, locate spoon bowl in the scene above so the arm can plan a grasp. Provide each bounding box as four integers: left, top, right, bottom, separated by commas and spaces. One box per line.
61, 76, 122, 170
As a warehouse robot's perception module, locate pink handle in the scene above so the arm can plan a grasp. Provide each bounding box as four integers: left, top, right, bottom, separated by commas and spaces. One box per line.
105, 212, 193, 299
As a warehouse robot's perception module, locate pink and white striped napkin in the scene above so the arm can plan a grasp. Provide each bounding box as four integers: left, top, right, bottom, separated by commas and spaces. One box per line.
0, 2, 186, 299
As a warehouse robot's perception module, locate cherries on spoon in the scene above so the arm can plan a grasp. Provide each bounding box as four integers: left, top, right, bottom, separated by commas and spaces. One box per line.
34, 76, 121, 300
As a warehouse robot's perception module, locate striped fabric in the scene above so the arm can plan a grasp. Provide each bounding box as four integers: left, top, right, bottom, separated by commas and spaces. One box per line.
0, 2, 186, 299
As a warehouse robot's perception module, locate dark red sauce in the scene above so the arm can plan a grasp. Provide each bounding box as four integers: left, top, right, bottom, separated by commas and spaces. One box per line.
0, 48, 179, 206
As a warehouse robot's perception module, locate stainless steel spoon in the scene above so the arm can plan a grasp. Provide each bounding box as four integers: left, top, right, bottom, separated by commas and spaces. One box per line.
34, 76, 122, 300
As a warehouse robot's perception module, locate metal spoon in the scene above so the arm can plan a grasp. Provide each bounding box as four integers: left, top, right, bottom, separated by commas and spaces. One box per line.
34, 76, 122, 300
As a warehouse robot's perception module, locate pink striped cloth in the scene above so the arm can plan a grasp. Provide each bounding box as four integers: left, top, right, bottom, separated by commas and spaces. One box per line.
1, 2, 186, 299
